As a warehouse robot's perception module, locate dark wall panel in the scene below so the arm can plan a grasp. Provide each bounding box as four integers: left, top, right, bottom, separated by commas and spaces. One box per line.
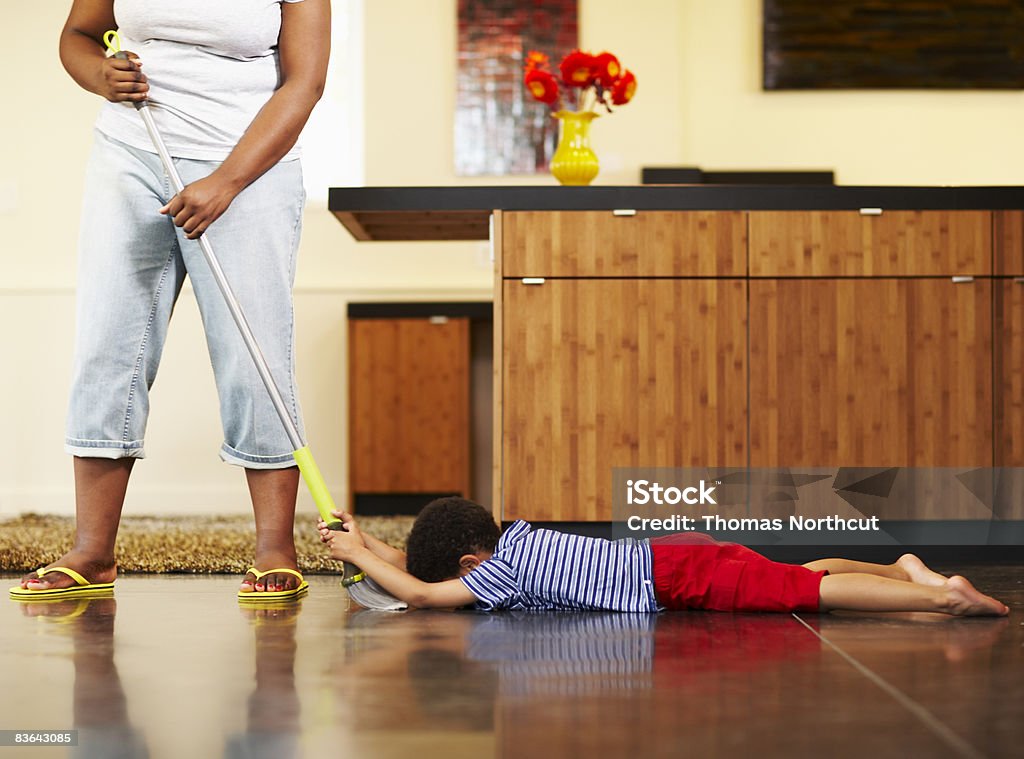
764, 0, 1024, 89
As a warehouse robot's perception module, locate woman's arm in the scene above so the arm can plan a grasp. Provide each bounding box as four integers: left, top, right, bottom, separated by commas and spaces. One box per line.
59, 0, 149, 103
160, 0, 331, 238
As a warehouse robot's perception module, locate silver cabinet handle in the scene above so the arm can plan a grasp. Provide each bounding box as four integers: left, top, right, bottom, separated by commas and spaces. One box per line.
859, 208, 883, 216
1014, 277, 1024, 284
521, 277, 545, 285
952, 276, 974, 283
613, 209, 637, 217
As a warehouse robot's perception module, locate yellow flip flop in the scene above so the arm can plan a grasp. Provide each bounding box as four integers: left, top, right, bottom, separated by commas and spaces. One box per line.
237, 567, 308, 602
9, 566, 115, 600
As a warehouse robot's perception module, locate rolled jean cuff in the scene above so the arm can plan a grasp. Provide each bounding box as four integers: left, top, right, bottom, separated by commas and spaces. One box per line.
219, 442, 297, 470
64, 437, 146, 459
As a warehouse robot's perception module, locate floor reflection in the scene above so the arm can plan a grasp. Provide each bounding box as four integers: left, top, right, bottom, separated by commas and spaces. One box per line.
0, 574, 1020, 759
475, 612, 830, 758
332, 609, 498, 735
808, 610, 1011, 662
335, 610, 834, 756
225, 603, 304, 759
17, 595, 148, 758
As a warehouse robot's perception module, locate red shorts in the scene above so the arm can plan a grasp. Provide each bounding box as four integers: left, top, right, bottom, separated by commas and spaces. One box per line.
650, 533, 825, 613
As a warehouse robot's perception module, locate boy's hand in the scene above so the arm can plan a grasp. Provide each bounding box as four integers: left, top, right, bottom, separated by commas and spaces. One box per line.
317, 510, 366, 562
317, 509, 361, 542
325, 528, 366, 562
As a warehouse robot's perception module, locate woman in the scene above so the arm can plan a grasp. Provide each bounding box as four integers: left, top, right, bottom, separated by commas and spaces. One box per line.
17, 0, 330, 599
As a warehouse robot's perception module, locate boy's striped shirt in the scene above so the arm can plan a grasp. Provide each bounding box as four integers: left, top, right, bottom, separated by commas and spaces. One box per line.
460, 520, 659, 612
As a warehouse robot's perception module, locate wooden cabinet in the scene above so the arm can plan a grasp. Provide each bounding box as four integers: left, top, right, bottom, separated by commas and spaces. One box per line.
749, 279, 992, 467
501, 278, 747, 521
492, 206, 1015, 523
749, 211, 990, 276
349, 317, 470, 506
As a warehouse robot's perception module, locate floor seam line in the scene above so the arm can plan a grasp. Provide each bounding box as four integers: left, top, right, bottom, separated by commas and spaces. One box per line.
791, 613, 987, 759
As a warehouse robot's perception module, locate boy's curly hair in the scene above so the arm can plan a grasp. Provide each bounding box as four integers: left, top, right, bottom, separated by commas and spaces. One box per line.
406, 497, 501, 583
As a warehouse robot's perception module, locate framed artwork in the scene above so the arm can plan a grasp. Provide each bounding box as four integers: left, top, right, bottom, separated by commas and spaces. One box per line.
455, 0, 578, 176
764, 0, 1024, 89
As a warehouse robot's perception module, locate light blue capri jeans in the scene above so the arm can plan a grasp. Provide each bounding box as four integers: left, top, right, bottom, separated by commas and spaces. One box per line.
65, 130, 305, 468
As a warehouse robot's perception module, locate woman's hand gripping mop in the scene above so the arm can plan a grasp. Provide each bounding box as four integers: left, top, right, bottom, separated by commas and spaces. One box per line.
104, 31, 406, 610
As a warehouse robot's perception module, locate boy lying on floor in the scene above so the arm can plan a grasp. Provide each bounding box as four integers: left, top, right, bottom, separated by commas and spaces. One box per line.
317, 497, 1009, 616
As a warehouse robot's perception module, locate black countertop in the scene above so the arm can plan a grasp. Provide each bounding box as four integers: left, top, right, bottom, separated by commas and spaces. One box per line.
328, 185, 1024, 241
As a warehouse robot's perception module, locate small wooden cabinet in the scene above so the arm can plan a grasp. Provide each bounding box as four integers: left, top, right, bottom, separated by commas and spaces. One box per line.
349, 315, 470, 509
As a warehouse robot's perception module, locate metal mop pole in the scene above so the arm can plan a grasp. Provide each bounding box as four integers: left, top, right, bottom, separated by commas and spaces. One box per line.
113, 48, 392, 602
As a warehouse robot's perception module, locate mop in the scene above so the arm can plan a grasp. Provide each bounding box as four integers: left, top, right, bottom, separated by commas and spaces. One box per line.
104, 32, 406, 611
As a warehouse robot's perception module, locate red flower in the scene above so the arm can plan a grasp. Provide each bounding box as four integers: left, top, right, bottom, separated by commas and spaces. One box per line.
559, 49, 597, 87
524, 50, 549, 71
610, 70, 637, 105
592, 52, 621, 87
524, 68, 560, 104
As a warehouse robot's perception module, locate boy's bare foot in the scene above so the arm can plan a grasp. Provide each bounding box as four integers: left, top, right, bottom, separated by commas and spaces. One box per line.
19, 550, 117, 590
897, 553, 948, 587
239, 549, 301, 594
943, 576, 1009, 616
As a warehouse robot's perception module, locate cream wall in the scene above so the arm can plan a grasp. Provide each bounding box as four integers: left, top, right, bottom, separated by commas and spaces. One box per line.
678, 2, 1024, 184
1, 0, 1021, 518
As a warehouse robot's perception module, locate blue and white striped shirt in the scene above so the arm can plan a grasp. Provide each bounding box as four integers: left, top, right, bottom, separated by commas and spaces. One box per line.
460, 520, 659, 612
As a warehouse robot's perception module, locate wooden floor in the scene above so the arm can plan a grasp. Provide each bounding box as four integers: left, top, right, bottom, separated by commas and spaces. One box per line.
1, 569, 1021, 758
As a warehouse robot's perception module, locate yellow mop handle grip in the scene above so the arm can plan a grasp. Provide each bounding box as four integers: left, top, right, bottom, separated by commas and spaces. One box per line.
103, 30, 121, 55
292, 446, 342, 528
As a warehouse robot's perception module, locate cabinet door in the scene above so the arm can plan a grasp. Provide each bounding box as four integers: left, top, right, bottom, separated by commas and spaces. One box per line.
349, 318, 470, 499
502, 279, 747, 521
994, 279, 1024, 520
749, 211, 991, 276
995, 279, 1024, 466
750, 279, 992, 467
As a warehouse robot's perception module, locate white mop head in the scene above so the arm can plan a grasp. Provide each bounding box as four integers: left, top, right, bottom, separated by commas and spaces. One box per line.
342, 564, 408, 611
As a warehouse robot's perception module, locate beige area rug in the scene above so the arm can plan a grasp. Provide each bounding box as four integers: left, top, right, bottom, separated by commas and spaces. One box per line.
0, 514, 414, 574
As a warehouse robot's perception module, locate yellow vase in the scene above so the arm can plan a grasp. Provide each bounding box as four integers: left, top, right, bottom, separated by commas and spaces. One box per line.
550, 110, 599, 186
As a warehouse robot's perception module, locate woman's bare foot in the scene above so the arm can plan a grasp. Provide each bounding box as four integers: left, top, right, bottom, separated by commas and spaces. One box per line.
943, 576, 1009, 616
19, 550, 117, 590
239, 549, 301, 594
897, 554, 948, 587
